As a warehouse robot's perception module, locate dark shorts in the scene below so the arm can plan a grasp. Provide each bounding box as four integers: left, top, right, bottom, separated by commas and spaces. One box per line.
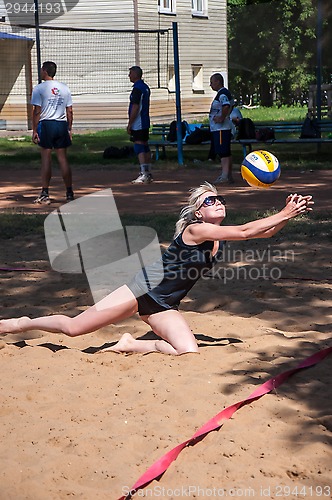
135, 293, 171, 316
38, 120, 72, 149
212, 129, 232, 158
131, 128, 149, 143
128, 281, 178, 316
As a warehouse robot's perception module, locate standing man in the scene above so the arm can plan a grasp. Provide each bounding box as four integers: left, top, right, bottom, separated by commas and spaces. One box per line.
31, 61, 74, 204
127, 66, 153, 184
209, 73, 234, 184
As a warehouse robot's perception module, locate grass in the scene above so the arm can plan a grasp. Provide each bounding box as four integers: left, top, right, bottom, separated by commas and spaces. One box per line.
0, 129, 135, 170
1, 132, 331, 172
1, 105, 331, 171
1, 211, 331, 243
239, 105, 308, 123
199, 105, 309, 125
0, 212, 45, 239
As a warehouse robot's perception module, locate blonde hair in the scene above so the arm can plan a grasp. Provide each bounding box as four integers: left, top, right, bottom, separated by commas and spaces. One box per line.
174, 181, 218, 238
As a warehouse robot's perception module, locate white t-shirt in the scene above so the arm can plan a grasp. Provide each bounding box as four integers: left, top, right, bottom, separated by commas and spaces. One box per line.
31, 80, 73, 121
209, 88, 233, 132
230, 107, 243, 137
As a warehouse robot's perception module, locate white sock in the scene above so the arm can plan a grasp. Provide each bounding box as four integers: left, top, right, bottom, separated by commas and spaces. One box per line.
140, 164, 152, 174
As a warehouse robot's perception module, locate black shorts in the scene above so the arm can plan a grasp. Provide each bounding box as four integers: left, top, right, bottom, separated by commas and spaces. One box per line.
38, 120, 72, 149
131, 128, 149, 143
135, 294, 169, 316
128, 281, 178, 316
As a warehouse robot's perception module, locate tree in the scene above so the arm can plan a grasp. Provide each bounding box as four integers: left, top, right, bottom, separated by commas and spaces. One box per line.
227, 0, 331, 107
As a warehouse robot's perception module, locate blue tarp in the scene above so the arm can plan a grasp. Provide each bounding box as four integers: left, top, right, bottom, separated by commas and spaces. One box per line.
0, 32, 33, 41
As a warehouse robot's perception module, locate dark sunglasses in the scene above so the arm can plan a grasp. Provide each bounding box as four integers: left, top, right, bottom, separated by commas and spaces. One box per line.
199, 195, 226, 209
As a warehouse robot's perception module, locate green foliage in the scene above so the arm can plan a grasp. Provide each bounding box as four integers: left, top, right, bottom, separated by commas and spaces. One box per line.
228, 0, 331, 107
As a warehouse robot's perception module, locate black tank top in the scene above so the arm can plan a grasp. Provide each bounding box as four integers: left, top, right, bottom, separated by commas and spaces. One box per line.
129, 226, 224, 310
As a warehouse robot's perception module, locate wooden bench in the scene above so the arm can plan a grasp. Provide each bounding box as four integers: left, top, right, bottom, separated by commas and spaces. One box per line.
149, 121, 332, 160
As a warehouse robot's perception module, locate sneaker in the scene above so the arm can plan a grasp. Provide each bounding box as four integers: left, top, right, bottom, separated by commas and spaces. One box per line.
66, 192, 75, 202
34, 193, 51, 205
213, 174, 229, 185
131, 173, 153, 184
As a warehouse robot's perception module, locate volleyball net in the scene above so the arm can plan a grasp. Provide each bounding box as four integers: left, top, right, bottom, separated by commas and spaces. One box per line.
0, 22, 172, 97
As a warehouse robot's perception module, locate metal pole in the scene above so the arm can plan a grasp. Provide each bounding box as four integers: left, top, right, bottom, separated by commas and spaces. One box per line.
157, 32, 161, 89
34, 0, 42, 83
172, 22, 183, 166
316, 0, 323, 126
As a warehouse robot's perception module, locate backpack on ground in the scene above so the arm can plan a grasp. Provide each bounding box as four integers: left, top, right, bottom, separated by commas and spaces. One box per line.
237, 118, 256, 139
103, 145, 135, 159
167, 120, 189, 142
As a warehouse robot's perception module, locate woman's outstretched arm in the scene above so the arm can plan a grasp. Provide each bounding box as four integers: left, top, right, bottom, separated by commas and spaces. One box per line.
191, 194, 313, 242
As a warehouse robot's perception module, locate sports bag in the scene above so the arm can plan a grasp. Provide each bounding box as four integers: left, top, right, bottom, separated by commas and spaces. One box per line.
237, 118, 256, 139
255, 127, 275, 141
300, 117, 320, 138
167, 120, 189, 142
103, 145, 135, 159
185, 126, 211, 145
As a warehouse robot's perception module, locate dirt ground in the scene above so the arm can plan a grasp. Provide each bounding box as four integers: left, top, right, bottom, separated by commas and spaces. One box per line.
1, 166, 331, 214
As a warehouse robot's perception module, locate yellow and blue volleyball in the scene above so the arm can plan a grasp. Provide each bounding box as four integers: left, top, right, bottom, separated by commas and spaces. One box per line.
241, 150, 281, 188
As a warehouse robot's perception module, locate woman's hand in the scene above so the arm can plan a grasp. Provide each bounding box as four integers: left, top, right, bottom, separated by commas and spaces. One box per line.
285, 193, 314, 213
282, 193, 314, 219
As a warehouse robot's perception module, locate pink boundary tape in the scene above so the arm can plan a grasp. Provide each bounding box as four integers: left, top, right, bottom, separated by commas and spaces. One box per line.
118, 345, 332, 500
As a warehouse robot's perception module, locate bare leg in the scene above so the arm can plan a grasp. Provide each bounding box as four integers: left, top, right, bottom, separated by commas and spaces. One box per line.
0, 285, 138, 338
55, 148, 72, 188
101, 309, 199, 356
0, 317, 31, 335
40, 148, 52, 188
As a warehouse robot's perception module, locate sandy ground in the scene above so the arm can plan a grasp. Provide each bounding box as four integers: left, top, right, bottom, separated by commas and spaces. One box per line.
0, 166, 331, 499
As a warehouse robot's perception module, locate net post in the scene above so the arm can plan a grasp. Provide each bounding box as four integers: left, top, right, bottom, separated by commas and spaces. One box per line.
172, 22, 183, 166
33, 0, 42, 83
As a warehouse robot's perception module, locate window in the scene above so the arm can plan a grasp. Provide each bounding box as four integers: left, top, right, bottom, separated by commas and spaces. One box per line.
192, 65, 204, 94
191, 0, 207, 17
168, 65, 175, 92
159, 0, 176, 15
0, 0, 6, 21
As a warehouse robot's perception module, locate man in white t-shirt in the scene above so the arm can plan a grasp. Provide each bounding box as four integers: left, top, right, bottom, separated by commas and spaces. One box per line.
31, 61, 74, 205
209, 73, 234, 184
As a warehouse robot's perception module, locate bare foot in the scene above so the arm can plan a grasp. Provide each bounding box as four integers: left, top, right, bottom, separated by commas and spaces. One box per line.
0, 317, 30, 335
97, 332, 135, 354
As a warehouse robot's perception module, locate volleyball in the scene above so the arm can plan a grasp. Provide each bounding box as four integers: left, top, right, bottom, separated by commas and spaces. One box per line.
241, 150, 280, 188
